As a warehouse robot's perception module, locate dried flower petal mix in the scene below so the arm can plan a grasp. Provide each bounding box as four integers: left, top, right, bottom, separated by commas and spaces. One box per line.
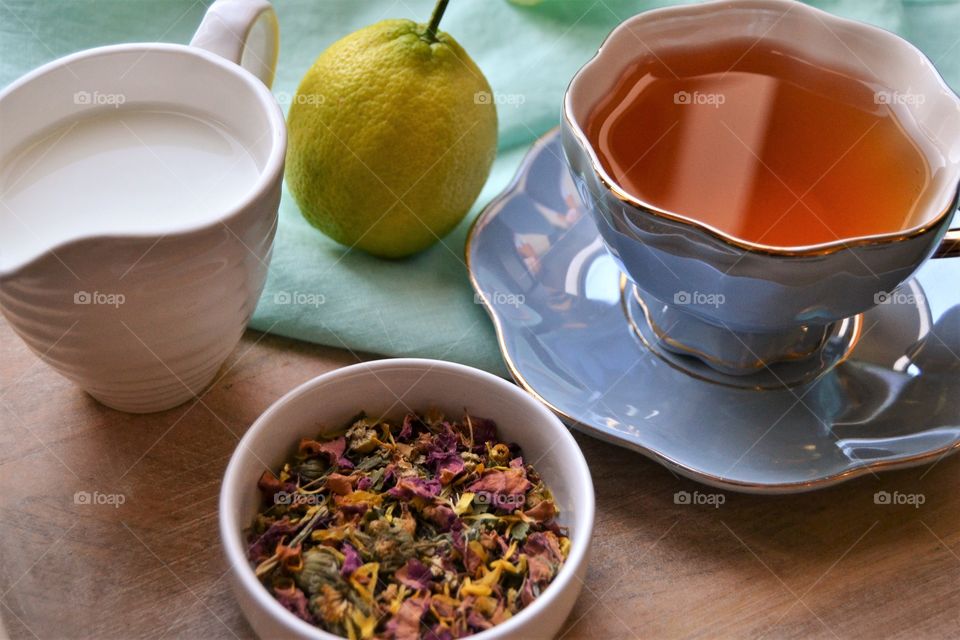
247, 410, 570, 639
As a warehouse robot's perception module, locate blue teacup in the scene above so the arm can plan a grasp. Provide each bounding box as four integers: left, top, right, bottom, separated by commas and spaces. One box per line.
563, 0, 960, 376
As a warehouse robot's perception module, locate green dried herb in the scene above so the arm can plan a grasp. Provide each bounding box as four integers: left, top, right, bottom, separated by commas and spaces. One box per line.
247, 410, 570, 639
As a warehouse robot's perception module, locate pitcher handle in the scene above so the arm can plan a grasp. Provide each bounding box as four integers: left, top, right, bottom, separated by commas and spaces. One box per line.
190, 0, 279, 89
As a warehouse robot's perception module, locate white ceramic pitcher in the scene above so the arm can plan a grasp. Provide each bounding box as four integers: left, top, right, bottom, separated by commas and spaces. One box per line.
0, 0, 286, 413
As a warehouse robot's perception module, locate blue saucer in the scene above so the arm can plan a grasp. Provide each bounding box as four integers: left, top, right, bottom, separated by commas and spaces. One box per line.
467, 128, 960, 493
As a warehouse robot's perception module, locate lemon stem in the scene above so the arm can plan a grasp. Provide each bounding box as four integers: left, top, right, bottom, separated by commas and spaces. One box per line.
425, 0, 450, 41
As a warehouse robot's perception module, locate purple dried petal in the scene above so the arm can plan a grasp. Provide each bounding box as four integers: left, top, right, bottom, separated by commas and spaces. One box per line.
339, 501, 371, 517
383, 464, 396, 485
299, 436, 354, 470
423, 504, 457, 531
491, 531, 512, 557
523, 499, 557, 523
523, 531, 563, 564
388, 476, 441, 500
438, 455, 465, 483
274, 584, 314, 623
451, 525, 466, 556
457, 416, 498, 448
466, 468, 532, 511
427, 450, 465, 484
519, 531, 564, 607
247, 518, 297, 563
395, 557, 433, 591
467, 610, 493, 632
424, 626, 454, 640
385, 596, 429, 640
340, 542, 361, 577
521, 551, 557, 608
257, 471, 296, 499
520, 576, 538, 607
398, 413, 419, 442
431, 428, 459, 454
356, 476, 373, 491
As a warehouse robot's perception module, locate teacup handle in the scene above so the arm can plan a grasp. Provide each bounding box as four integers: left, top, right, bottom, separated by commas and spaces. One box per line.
190, 0, 279, 89
935, 225, 960, 259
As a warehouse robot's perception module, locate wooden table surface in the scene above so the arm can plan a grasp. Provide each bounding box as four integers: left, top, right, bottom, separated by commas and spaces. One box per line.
1, 314, 958, 640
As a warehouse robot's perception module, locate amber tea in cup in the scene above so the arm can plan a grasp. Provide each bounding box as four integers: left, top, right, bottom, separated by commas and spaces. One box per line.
585, 37, 946, 248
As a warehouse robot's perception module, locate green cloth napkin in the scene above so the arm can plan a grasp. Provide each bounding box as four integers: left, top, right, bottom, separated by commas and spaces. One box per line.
2, 1, 959, 377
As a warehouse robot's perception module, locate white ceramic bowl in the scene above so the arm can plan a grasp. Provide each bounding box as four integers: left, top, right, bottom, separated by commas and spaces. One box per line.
219, 358, 595, 640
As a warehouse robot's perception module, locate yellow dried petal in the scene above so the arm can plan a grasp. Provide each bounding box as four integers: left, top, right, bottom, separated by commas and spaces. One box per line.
477, 564, 502, 588
468, 540, 488, 564
350, 563, 380, 602
460, 578, 492, 597
454, 492, 475, 515
490, 559, 519, 574
338, 491, 382, 506
349, 609, 378, 639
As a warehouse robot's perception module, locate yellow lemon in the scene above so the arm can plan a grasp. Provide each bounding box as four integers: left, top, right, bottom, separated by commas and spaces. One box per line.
286, 9, 497, 258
